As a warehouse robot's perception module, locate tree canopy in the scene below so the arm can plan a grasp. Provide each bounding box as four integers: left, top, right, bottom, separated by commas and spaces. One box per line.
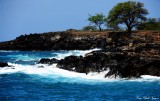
107, 1, 148, 32
136, 18, 160, 30
88, 13, 105, 31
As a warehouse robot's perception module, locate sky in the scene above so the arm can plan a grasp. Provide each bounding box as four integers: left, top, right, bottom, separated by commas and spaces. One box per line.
0, 0, 160, 42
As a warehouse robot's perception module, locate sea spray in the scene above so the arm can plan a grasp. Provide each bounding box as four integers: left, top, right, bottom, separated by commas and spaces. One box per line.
1, 50, 160, 101
1, 63, 160, 83
54, 48, 101, 60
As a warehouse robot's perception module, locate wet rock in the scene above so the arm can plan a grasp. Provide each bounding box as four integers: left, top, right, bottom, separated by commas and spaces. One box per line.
38, 66, 44, 68
57, 51, 160, 78
0, 62, 9, 67
139, 60, 160, 76
57, 52, 119, 74
135, 43, 160, 52
38, 58, 59, 64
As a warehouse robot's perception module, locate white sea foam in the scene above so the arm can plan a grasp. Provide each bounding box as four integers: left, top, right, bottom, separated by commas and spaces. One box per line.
0, 63, 118, 82
1, 63, 159, 83
54, 48, 101, 60
0, 49, 100, 61
0, 48, 107, 83
0, 48, 159, 83
141, 75, 160, 80
124, 75, 160, 82
0, 50, 19, 52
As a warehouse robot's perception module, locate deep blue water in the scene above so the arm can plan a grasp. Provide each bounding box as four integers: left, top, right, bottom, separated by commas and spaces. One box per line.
0, 50, 160, 101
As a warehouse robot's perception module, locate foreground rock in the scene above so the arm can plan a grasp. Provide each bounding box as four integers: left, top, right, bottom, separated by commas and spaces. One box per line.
57, 51, 160, 78
38, 58, 59, 64
0, 62, 9, 67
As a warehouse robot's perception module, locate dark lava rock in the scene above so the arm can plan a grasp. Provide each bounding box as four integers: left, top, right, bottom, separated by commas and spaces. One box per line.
57, 51, 160, 78
135, 43, 160, 52
38, 58, 59, 64
139, 60, 160, 76
106, 55, 142, 78
0, 31, 107, 51
57, 52, 118, 74
0, 62, 9, 67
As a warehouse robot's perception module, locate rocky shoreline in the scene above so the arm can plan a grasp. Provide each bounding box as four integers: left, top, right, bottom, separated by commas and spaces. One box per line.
57, 51, 160, 78
0, 31, 160, 78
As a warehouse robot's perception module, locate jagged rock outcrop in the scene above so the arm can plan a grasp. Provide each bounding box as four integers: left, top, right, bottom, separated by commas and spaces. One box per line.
57, 51, 160, 78
0, 62, 9, 67
39, 58, 59, 64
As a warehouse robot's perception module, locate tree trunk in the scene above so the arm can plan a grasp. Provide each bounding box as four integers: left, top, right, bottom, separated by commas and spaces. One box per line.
98, 25, 102, 31
126, 25, 132, 36
127, 25, 132, 33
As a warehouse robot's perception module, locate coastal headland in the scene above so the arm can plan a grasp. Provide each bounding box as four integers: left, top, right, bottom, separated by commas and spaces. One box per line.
0, 30, 160, 78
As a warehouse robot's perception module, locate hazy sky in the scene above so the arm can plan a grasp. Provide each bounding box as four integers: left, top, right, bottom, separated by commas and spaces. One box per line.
0, 0, 160, 42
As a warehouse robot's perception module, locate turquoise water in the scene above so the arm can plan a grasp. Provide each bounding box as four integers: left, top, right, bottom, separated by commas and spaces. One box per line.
0, 50, 160, 101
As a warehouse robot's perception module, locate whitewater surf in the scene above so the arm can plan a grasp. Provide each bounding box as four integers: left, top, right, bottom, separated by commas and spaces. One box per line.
0, 49, 160, 101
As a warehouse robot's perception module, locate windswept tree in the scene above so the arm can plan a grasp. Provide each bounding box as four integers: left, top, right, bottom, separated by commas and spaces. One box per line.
107, 1, 148, 32
88, 13, 105, 31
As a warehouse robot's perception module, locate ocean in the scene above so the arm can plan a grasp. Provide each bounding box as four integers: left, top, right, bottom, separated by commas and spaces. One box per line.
0, 49, 160, 101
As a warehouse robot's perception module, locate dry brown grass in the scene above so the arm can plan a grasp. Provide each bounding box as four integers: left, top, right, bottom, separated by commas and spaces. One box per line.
70, 31, 108, 38
68, 30, 160, 43
133, 31, 160, 43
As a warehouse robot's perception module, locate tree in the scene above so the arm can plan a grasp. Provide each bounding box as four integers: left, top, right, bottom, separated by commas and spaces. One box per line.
88, 13, 105, 31
107, 1, 148, 32
136, 18, 160, 30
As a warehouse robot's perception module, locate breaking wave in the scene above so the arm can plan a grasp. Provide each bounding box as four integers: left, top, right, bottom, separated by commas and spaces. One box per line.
0, 48, 160, 84
0, 63, 160, 84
